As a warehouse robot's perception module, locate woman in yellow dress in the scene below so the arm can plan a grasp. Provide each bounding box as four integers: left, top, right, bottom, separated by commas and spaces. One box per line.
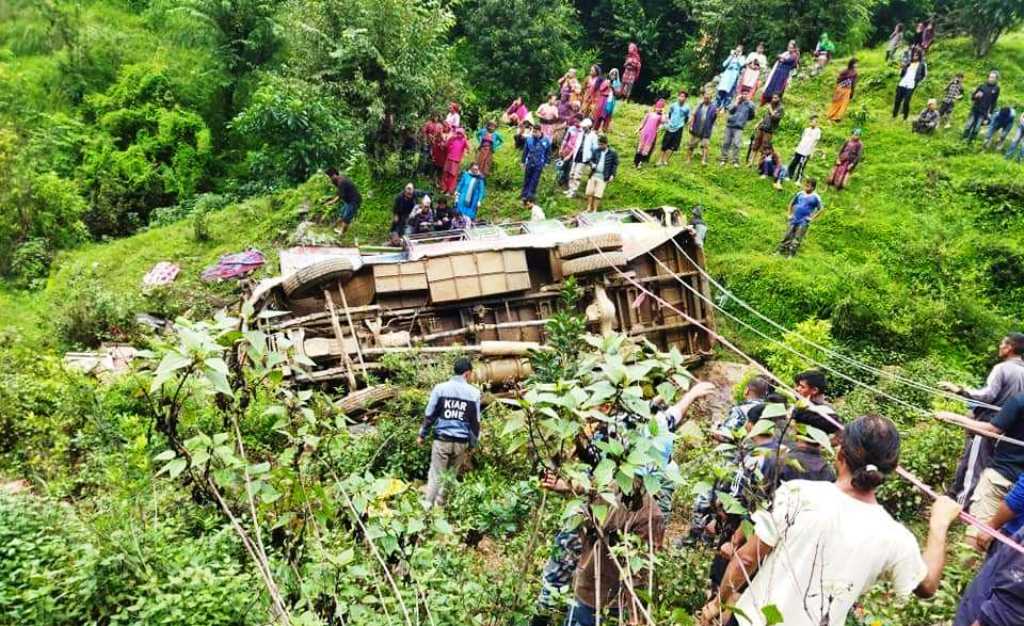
827, 58, 859, 122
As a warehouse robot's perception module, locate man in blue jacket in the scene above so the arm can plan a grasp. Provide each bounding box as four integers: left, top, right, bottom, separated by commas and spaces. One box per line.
521, 126, 552, 200
954, 525, 1024, 626
418, 358, 482, 508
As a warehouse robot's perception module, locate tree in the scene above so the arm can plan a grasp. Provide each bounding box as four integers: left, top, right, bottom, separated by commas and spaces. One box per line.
230, 74, 362, 188
458, 0, 582, 106
280, 0, 463, 159
675, 0, 879, 81
941, 0, 1024, 56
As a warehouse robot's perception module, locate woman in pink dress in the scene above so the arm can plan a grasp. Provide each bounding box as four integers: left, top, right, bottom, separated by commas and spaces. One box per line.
633, 99, 665, 168
558, 69, 581, 121
536, 94, 560, 140
737, 59, 762, 98
621, 43, 642, 100
440, 128, 469, 194
502, 96, 530, 126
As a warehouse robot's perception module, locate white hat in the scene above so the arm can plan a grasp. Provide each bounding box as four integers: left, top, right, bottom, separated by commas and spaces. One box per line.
422, 195, 431, 205
581, 118, 593, 128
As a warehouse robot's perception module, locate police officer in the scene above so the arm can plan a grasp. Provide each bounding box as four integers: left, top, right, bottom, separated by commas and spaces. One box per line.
417, 358, 481, 508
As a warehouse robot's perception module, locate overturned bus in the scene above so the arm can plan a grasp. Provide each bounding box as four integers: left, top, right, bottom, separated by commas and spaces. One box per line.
250, 207, 716, 394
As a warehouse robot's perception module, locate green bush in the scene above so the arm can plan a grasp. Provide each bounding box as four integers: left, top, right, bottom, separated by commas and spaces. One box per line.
230, 74, 362, 189
53, 267, 139, 348
8, 238, 51, 289
75, 63, 214, 236
0, 493, 263, 626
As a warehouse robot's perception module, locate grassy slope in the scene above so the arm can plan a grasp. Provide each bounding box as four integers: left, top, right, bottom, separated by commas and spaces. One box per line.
3, 32, 1023, 370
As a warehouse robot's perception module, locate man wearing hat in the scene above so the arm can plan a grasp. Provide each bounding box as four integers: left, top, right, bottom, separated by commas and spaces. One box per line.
418, 358, 482, 508
565, 118, 597, 199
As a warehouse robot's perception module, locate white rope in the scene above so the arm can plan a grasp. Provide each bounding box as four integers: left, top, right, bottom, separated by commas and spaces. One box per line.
643, 246, 1024, 449
664, 234, 1001, 413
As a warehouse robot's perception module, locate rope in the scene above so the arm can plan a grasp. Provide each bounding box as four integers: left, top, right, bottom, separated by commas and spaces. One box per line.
643, 246, 1024, 449
583, 239, 1024, 558
664, 235, 1002, 413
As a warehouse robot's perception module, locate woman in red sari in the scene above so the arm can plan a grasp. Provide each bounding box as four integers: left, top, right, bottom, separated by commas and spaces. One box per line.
420, 115, 445, 178
590, 71, 613, 128
440, 128, 469, 194
581, 65, 600, 117
621, 42, 642, 100
827, 129, 863, 190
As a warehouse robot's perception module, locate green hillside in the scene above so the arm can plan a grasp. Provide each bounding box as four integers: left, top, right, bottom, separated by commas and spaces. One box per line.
7, 32, 1022, 375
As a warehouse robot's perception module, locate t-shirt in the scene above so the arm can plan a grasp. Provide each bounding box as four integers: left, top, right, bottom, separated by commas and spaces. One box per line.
666, 101, 691, 132
989, 393, 1024, 482
795, 127, 822, 156
735, 481, 927, 626
335, 176, 361, 207
790, 191, 823, 226
900, 63, 921, 89
1003, 472, 1024, 536
392, 191, 424, 231
745, 52, 768, 72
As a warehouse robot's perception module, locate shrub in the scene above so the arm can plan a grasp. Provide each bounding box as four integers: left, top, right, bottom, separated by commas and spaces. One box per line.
231, 74, 362, 189
53, 267, 139, 348
457, 0, 581, 106
8, 238, 51, 289
763, 318, 834, 387
76, 63, 214, 236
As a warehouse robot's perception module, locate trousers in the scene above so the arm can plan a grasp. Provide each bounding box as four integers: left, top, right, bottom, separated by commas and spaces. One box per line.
779, 222, 809, 256
536, 529, 584, 612
893, 85, 915, 120
789, 153, 809, 182
963, 111, 986, 142
567, 161, 589, 196
522, 165, 544, 199
424, 439, 469, 508
720, 127, 744, 164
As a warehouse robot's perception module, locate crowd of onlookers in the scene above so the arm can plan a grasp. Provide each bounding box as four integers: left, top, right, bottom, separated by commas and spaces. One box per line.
323, 20, 1018, 256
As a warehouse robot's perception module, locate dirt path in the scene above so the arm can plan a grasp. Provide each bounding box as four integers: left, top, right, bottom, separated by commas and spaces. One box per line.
691, 360, 750, 423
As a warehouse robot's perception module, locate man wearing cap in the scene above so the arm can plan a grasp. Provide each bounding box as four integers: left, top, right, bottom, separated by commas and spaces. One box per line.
565, 118, 597, 199
418, 358, 482, 508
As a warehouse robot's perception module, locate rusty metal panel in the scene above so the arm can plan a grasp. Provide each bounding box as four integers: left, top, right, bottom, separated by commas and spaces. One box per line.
425, 251, 531, 303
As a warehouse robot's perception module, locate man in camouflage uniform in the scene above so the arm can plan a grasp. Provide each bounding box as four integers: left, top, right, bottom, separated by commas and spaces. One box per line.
529, 380, 716, 626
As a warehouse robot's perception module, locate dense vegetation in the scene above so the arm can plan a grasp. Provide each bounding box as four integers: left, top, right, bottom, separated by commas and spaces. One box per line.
2, 0, 1024, 624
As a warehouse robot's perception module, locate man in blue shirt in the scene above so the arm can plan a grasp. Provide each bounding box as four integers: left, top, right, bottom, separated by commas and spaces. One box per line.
778, 177, 823, 257
418, 358, 482, 508
521, 126, 552, 200
657, 90, 690, 166
686, 92, 719, 166
954, 525, 1024, 626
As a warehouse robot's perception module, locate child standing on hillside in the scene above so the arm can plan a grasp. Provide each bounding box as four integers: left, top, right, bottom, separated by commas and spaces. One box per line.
779, 178, 823, 257
788, 116, 821, 184
939, 73, 964, 129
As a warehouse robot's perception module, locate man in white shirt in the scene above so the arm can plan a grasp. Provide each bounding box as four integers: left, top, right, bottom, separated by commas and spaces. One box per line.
788, 115, 822, 184
524, 196, 545, 221
698, 415, 962, 626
